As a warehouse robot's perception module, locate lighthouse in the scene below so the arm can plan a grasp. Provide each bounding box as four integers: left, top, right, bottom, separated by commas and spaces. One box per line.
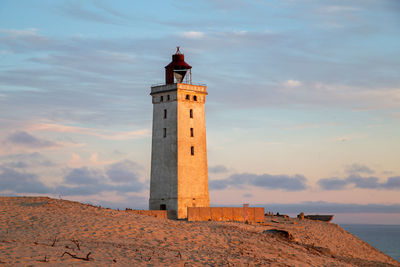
149, 48, 210, 219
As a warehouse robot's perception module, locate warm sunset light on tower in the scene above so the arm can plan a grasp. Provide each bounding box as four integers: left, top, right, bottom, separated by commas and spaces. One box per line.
149, 48, 210, 219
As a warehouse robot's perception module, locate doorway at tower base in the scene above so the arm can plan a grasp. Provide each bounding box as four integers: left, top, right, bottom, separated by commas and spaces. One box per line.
150, 197, 210, 220
187, 207, 265, 223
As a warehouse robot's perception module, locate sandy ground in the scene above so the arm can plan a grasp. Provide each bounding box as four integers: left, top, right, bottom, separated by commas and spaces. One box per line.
0, 197, 399, 266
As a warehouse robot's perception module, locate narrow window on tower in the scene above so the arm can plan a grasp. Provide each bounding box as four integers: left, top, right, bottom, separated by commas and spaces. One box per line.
191, 146, 194, 156
163, 109, 167, 119
190, 109, 193, 118
163, 128, 166, 138
160, 95, 164, 102
190, 128, 194, 137
186, 94, 190, 100
193, 95, 197, 101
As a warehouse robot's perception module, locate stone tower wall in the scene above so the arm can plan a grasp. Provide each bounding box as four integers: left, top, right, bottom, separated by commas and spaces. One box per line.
149, 83, 209, 219
177, 86, 209, 219
149, 89, 178, 219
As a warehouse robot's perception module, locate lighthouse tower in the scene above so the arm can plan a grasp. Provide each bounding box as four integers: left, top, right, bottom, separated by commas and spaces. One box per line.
149, 48, 210, 219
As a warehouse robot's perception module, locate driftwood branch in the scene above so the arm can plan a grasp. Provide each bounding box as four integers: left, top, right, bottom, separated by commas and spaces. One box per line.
51, 236, 58, 247
61, 251, 91, 261
71, 239, 81, 250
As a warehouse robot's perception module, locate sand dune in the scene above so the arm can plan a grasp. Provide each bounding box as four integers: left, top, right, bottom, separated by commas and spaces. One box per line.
0, 197, 398, 266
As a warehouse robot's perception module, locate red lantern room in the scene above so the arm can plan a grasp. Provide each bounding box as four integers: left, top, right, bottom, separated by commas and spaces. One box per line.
165, 47, 192, 84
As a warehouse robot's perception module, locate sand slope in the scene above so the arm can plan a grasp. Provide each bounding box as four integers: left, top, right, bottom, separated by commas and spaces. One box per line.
0, 197, 398, 266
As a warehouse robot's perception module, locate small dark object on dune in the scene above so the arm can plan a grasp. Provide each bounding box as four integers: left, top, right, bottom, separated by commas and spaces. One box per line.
305, 244, 332, 256
61, 251, 91, 261
304, 215, 334, 222
263, 229, 295, 241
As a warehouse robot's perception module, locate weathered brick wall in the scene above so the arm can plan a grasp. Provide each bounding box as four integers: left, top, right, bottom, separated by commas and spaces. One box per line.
126, 210, 167, 219
187, 207, 265, 222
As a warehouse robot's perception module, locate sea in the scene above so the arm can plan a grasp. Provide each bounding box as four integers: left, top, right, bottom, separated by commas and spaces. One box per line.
340, 224, 400, 262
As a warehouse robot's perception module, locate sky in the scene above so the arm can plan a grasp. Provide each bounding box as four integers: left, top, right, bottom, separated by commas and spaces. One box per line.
0, 0, 399, 224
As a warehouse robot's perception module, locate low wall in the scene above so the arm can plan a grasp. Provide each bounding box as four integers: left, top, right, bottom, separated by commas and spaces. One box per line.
187, 207, 265, 223
125, 209, 167, 219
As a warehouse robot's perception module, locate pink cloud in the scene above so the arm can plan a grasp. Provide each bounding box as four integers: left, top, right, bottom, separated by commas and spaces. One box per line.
29, 122, 150, 140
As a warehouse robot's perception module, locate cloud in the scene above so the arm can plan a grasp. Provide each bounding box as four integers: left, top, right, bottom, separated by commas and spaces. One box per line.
0, 152, 55, 169
4, 161, 28, 169
347, 175, 380, 189
210, 172, 307, 191
205, 0, 249, 11
0, 28, 39, 37
283, 79, 302, 88
29, 123, 150, 140
209, 179, 229, 190
0, 27, 51, 53
250, 174, 307, 191
333, 134, 365, 143
318, 177, 349, 190
209, 165, 229, 173
5, 131, 59, 148
56, 160, 145, 196
64, 167, 104, 185
181, 31, 205, 39
0, 156, 146, 197
2, 24, 398, 126
91, 1, 131, 20
1, 0, 399, 114
0, 28, 157, 127
318, 5, 359, 14
318, 174, 400, 190
285, 123, 321, 130
58, 1, 126, 25
383, 176, 400, 189
345, 163, 375, 175
29, 50, 137, 75
106, 160, 142, 183
0, 167, 52, 194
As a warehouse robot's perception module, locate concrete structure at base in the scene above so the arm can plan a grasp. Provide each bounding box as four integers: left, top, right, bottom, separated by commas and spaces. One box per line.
149, 48, 210, 219
187, 207, 265, 223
